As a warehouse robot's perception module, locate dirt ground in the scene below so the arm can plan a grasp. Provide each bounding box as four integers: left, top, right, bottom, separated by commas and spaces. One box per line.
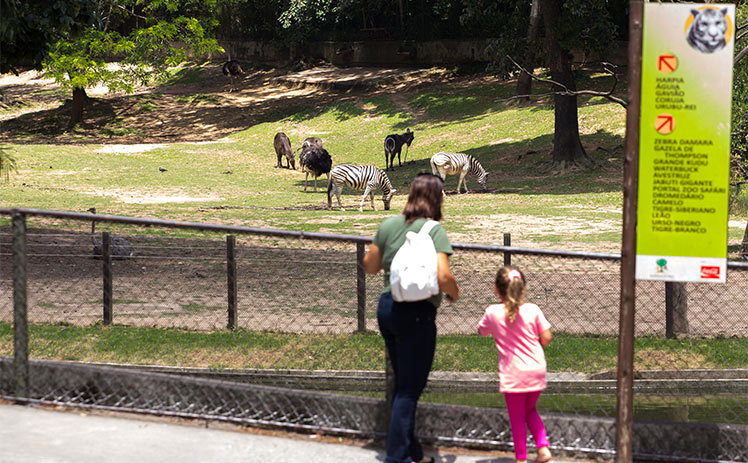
0, 64, 457, 144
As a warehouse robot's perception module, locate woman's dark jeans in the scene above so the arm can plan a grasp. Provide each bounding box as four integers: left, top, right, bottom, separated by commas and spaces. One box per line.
377, 291, 437, 463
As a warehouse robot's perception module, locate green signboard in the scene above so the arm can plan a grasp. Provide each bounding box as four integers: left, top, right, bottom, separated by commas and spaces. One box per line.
636, 3, 734, 283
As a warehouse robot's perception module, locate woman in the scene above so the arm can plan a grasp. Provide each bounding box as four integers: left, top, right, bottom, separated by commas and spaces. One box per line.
363, 173, 460, 463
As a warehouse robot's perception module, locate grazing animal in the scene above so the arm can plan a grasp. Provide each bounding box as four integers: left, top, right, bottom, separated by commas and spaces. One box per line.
300, 147, 332, 192
384, 129, 414, 170
430, 152, 488, 194
222, 60, 244, 92
299, 137, 324, 173
686, 7, 729, 54
88, 208, 134, 259
327, 165, 396, 212
273, 132, 295, 169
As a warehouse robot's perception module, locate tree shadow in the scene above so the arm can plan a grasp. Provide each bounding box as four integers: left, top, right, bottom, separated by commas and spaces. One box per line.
378, 129, 625, 196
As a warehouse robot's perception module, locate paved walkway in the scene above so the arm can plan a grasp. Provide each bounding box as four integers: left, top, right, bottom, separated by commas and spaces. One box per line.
0, 403, 588, 463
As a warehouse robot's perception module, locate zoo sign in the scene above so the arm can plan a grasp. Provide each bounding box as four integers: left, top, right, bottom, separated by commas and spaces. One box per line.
636, 3, 734, 283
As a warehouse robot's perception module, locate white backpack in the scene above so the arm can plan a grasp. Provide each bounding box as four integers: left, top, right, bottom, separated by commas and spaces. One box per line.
389, 219, 440, 302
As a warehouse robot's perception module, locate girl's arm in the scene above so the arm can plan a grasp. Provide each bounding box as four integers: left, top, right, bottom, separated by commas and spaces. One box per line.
437, 252, 459, 302
363, 243, 382, 274
540, 329, 552, 347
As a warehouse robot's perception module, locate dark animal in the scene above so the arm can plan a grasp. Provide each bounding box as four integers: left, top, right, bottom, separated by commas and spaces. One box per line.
384, 129, 414, 169
300, 147, 332, 193
274, 132, 295, 169
298, 137, 324, 173
88, 208, 134, 259
222, 60, 244, 92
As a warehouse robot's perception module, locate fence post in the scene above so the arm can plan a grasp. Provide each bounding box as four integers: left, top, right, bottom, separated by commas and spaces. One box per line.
503, 233, 511, 266
102, 232, 112, 325
227, 235, 237, 330
665, 282, 688, 338
12, 211, 29, 398
356, 242, 366, 333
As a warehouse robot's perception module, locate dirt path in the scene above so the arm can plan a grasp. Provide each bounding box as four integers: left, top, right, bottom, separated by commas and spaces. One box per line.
0, 64, 449, 144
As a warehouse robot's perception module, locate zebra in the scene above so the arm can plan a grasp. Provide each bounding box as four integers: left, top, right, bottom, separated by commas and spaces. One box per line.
327, 165, 397, 211
430, 152, 488, 194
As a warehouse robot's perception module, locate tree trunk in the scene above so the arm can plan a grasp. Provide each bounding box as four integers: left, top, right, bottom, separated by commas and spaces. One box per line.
516, 0, 541, 102
70, 87, 88, 127
540, 0, 592, 168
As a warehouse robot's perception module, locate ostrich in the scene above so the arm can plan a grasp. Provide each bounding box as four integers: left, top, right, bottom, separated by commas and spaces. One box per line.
274, 132, 295, 169
222, 60, 244, 92
88, 208, 134, 259
299, 147, 332, 192
298, 137, 323, 173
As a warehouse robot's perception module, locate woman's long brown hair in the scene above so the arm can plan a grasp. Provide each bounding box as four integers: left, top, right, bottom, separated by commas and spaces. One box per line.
402, 173, 443, 223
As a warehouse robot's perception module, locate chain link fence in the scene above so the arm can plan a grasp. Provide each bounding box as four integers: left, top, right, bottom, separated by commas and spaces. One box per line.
1, 208, 747, 461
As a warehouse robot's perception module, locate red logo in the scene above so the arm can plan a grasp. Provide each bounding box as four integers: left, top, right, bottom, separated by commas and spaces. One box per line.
700, 266, 720, 279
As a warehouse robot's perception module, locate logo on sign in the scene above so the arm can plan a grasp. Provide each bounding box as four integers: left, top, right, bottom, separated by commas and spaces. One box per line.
700, 266, 720, 279
656, 258, 668, 273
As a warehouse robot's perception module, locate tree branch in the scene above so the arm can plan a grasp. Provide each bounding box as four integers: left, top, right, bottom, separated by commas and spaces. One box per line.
506, 55, 628, 108
735, 44, 748, 65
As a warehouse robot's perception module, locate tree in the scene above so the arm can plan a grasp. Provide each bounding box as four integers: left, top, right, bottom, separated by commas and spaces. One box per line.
516, 0, 541, 103
728, 2, 748, 254
0, 0, 91, 74
43, 12, 222, 126
538, 0, 618, 170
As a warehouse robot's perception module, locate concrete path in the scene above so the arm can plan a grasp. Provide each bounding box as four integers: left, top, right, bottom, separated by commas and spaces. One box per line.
0, 403, 592, 463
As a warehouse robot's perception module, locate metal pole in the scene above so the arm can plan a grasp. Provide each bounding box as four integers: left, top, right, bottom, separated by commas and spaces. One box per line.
617, 2, 644, 463
12, 211, 29, 398
503, 233, 512, 266
227, 235, 237, 330
102, 232, 112, 325
356, 242, 366, 332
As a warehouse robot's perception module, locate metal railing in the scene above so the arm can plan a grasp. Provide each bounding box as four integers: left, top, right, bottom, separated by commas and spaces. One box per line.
2, 208, 748, 462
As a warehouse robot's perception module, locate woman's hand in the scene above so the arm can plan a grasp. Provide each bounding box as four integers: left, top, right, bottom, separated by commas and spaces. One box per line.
363, 243, 382, 274
437, 252, 459, 302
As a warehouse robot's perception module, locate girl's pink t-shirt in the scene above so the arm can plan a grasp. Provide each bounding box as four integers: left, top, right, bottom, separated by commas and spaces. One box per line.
478, 303, 551, 393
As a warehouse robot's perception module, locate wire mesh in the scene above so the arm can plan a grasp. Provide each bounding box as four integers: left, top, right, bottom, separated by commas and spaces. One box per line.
2, 212, 748, 461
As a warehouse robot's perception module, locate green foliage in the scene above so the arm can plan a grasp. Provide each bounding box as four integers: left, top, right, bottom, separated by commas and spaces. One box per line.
0, 0, 91, 74
731, 3, 748, 186
0, 147, 17, 182
44, 18, 222, 95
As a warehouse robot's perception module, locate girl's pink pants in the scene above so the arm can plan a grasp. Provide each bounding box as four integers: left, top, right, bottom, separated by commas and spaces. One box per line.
503, 391, 549, 460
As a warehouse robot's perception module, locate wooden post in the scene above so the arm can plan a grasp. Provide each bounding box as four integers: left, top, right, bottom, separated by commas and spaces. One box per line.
227, 235, 237, 330
12, 211, 29, 398
503, 233, 511, 267
356, 242, 366, 333
102, 232, 112, 325
665, 282, 688, 338
616, 2, 643, 463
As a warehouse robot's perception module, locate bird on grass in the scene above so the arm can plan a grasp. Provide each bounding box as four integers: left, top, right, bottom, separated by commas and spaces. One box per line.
222, 60, 244, 92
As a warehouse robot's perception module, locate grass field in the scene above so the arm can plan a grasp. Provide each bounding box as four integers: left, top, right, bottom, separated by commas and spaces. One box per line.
2, 323, 746, 373
3, 63, 745, 252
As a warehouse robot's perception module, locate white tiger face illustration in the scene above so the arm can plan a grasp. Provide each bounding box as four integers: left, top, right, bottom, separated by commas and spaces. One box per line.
686, 8, 729, 54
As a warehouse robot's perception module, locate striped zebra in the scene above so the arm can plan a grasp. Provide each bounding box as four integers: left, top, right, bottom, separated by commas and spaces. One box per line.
327, 165, 397, 211
430, 152, 488, 194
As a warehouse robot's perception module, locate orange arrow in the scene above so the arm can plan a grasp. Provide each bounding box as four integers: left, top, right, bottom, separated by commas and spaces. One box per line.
658, 54, 678, 73
655, 114, 674, 134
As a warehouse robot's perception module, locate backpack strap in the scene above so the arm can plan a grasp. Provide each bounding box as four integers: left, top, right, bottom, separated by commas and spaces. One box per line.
419, 219, 439, 236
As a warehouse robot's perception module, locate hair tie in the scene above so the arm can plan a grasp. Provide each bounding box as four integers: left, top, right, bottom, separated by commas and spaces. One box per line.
507, 270, 522, 281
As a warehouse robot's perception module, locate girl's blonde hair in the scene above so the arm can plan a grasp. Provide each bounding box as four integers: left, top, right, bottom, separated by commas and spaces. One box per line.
495, 266, 526, 323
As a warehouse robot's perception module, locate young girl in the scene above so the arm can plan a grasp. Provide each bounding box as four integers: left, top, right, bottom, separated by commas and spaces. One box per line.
478, 266, 553, 463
